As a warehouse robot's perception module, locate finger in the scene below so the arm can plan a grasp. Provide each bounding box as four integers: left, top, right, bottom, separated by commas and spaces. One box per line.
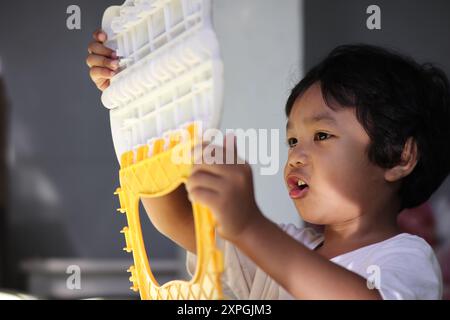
88, 41, 115, 57
188, 186, 220, 206
223, 132, 238, 164
190, 140, 239, 176
90, 67, 116, 82
93, 29, 107, 43
192, 140, 233, 163
96, 79, 110, 91
191, 161, 232, 178
186, 170, 223, 194
190, 144, 231, 176
86, 54, 119, 70
191, 142, 211, 163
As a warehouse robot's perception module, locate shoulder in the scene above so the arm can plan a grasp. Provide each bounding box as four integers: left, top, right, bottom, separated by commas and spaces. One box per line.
373, 233, 438, 262
341, 233, 441, 275
372, 233, 442, 281
358, 233, 442, 300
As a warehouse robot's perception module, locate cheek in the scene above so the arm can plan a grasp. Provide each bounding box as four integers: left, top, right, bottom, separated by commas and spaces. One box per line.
314, 142, 375, 204
283, 162, 289, 185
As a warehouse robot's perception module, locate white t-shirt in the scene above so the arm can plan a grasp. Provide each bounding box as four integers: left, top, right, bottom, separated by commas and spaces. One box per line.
186, 224, 443, 300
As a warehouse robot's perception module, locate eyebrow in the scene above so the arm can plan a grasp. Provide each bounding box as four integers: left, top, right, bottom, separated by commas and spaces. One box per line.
286, 112, 337, 131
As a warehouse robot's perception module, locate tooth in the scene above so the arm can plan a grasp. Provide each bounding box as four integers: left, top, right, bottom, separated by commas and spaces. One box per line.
297, 180, 306, 186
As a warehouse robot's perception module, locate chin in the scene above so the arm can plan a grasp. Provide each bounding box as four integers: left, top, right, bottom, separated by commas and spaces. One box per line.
295, 203, 332, 225
301, 216, 329, 226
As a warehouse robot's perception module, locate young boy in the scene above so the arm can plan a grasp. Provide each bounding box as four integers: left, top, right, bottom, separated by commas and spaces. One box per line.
88, 32, 450, 299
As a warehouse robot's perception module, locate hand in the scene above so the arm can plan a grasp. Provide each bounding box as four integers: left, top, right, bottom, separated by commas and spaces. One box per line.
86, 29, 119, 91
185, 134, 264, 243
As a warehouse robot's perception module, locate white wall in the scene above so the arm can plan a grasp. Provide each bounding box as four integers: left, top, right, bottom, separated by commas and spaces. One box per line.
212, 0, 304, 225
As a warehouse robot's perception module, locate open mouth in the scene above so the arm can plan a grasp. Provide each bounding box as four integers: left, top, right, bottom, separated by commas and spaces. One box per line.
287, 176, 310, 199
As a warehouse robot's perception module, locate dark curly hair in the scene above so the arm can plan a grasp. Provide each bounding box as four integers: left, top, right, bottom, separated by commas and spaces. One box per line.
286, 44, 450, 212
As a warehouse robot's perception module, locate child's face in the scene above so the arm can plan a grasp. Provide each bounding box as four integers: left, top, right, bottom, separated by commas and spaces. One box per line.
284, 83, 395, 225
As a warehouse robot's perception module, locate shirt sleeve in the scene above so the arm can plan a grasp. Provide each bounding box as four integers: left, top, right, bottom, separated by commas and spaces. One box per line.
186, 233, 258, 300
185, 223, 316, 300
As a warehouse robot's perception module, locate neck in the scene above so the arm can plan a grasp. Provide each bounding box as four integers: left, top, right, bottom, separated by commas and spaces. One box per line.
320, 199, 402, 256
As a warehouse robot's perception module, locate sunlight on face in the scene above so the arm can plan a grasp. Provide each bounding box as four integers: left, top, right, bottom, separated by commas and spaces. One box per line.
284, 83, 388, 225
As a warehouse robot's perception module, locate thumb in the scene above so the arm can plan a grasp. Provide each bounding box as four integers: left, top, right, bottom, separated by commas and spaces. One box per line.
224, 132, 238, 164
93, 29, 107, 43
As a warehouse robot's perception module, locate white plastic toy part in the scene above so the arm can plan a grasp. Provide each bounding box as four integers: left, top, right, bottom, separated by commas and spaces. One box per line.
101, 0, 224, 161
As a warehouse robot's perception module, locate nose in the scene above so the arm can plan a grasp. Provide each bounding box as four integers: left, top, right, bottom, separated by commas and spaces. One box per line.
288, 147, 308, 168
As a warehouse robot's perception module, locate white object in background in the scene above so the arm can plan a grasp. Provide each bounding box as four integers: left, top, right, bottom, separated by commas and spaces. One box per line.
101, 0, 224, 161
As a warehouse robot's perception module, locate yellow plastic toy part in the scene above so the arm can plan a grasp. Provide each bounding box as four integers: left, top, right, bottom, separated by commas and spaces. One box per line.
114, 123, 224, 300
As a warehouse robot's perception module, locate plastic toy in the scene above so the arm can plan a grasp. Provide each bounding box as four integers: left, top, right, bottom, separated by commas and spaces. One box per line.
100, 0, 225, 299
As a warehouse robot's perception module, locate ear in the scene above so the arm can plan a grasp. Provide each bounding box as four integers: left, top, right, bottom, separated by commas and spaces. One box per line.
384, 137, 419, 182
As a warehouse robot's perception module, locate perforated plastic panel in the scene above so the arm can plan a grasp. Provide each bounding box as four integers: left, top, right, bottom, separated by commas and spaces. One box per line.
101, 0, 223, 161
100, 0, 225, 300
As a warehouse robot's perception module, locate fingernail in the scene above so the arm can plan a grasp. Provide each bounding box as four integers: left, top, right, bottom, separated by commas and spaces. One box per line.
111, 51, 118, 59
110, 71, 116, 77
111, 60, 119, 69
99, 33, 106, 42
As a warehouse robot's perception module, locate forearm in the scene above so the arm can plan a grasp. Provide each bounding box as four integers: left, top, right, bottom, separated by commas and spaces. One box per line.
142, 185, 197, 254
235, 214, 382, 300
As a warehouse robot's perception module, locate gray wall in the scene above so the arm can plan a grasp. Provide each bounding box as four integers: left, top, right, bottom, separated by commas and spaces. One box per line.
212, 0, 302, 225
0, 0, 303, 290
303, 0, 450, 240
304, 0, 450, 80
0, 0, 177, 288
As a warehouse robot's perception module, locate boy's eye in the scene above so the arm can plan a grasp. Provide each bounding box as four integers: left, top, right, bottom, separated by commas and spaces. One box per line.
315, 132, 332, 141
286, 137, 298, 148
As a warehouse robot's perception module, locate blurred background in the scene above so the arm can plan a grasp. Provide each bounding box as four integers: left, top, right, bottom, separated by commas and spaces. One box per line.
0, 0, 448, 299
